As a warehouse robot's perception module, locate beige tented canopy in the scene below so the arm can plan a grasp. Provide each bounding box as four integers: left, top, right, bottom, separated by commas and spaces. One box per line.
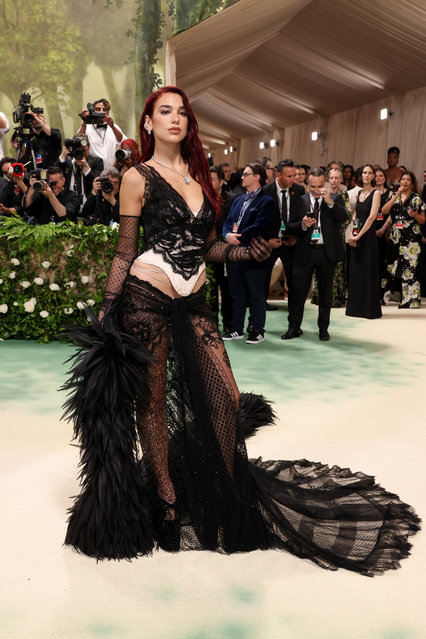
167, 0, 426, 178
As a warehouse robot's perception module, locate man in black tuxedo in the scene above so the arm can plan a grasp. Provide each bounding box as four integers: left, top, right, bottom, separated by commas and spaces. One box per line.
58, 135, 104, 215
263, 159, 305, 316
283, 167, 346, 341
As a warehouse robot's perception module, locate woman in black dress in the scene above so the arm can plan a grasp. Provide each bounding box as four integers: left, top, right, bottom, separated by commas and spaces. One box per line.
346, 164, 382, 319
63, 88, 420, 575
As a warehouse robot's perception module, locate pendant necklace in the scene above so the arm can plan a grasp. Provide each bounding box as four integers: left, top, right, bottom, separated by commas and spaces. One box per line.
151, 156, 190, 184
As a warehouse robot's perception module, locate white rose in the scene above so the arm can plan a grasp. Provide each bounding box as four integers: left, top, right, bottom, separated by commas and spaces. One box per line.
20, 281, 31, 288
13, 302, 18, 306
41, 261, 51, 268
11, 258, 20, 266
8, 272, 16, 279
64, 307, 74, 315
66, 249, 75, 256
80, 275, 89, 284
39, 310, 49, 318
0, 304, 8, 313
76, 301, 85, 310
86, 299, 95, 307
24, 300, 36, 313
34, 277, 44, 285
0, 279, 3, 284
49, 283, 60, 291
65, 281, 76, 288
110, 222, 119, 230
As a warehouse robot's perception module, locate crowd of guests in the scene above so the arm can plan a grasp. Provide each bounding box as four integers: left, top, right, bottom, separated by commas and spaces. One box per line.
1, 102, 425, 343
215, 149, 426, 344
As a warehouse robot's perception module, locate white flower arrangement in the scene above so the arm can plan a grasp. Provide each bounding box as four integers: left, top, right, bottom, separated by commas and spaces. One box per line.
20, 281, 31, 288
41, 261, 51, 268
76, 301, 85, 310
11, 258, 20, 266
0, 304, 8, 313
80, 275, 89, 284
49, 283, 60, 291
8, 272, 16, 279
34, 277, 44, 285
24, 298, 37, 313
39, 310, 49, 318
64, 307, 74, 314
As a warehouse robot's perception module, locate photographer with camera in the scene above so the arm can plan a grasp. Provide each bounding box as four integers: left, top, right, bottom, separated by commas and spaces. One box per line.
113, 138, 139, 177
0, 112, 10, 160
0, 156, 27, 216
23, 166, 80, 224
81, 167, 120, 225
58, 134, 104, 214
77, 99, 127, 170
12, 110, 62, 170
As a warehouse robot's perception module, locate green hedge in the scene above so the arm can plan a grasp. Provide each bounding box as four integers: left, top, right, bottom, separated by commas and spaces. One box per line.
0, 216, 120, 342
0, 215, 216, 342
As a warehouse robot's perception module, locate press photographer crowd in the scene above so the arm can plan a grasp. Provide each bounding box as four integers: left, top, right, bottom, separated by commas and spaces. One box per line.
1, 92, 426, 339
0, 93, 137, 225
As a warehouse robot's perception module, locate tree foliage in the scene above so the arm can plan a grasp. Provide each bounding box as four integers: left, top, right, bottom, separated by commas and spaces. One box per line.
0, 0, 85, 130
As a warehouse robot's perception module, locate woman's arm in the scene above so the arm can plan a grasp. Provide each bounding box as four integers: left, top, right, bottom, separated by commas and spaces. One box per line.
381, 187, 402, 216
98, 169, 145, 319
348, 191, 380, 244
205, 225, 271, 263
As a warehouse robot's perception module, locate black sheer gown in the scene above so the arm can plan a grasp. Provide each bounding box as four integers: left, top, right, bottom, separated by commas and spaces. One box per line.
62, 165, 420, 576
346, 190, 382, 319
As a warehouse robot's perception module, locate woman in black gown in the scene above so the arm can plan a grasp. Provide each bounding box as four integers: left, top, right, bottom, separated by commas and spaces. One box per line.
63, 88, 420, 575
346, 164, 382, 319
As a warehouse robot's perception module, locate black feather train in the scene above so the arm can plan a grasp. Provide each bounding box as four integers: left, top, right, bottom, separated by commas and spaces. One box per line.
61, 301, 156, 559
237, 392, 276, 438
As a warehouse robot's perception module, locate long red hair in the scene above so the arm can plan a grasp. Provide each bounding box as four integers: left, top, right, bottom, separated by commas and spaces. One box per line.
138, 86, 221, 216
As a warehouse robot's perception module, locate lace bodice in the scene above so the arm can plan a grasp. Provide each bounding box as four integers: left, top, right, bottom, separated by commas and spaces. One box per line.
100, 164, 251, 312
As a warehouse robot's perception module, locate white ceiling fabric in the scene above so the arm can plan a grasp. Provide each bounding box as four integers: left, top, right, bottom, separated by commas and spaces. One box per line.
167, 0, 426, 178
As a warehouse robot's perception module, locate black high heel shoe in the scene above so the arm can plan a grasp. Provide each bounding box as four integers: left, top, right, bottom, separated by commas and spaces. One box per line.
155, 496, 181, 552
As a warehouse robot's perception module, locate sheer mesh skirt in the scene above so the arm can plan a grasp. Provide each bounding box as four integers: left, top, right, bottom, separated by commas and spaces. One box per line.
63, 274, 420, 575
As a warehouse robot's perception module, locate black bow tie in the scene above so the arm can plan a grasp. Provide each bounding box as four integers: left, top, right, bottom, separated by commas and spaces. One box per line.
96, 123, 107, 129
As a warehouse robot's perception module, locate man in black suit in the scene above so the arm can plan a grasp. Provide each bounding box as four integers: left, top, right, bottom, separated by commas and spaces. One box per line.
283, 167, 346, 341
23, 166, 80, 224
263, 159, 305, 316
58, 135, 104, 214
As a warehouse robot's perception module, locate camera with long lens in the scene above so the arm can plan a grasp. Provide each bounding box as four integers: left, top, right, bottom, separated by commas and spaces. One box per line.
99, 177, 113, 194
32, 170, 54, 192
64, 137, 88, 160
12, 92, 44, 138
115, 148, 132, 163
33, 179, 56, 192
79, 102, 105, 125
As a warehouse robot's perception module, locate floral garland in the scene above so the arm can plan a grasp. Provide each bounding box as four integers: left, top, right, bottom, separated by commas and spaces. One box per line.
0, 216, 121, 342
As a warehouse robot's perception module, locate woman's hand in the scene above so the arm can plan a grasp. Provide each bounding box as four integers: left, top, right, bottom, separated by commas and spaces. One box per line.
348, 234, 357, 247
250, 236, 272, 261
407, 208, 417, 218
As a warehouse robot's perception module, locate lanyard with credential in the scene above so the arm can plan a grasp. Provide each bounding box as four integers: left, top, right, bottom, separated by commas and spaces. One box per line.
232, 191, 260, 233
